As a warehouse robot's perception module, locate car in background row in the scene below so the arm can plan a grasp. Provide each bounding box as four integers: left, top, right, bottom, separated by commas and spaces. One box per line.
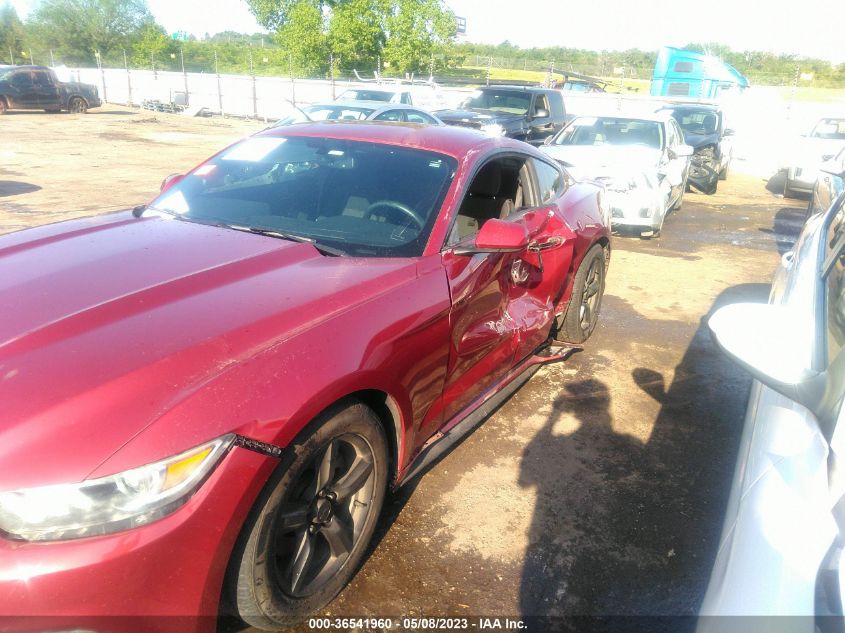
0, 64, 100, 114
703, 189, 845, 632
271, 101, 443, 128
0, 122, 610, 632
437, 85, 567, 143
784, 117, 845, 198
658, 103, 734, 194
807, 146, 845, 220
540, 112, 692, 238
335, 85, 449, 111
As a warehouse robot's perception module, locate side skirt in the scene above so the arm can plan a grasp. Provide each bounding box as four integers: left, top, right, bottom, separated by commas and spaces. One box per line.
397, 342, 579, 486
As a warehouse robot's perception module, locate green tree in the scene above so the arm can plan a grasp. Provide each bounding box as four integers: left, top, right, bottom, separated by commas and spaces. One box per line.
328, 0, 385, 71
131, 21, 171, 67
275, 0, 326, 76
382, 0, 456, 74
0, 2, 25, 64
28, 0, 154, 65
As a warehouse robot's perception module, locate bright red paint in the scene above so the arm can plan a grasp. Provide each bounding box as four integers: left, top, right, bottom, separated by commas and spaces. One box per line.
0, 122, 609, 628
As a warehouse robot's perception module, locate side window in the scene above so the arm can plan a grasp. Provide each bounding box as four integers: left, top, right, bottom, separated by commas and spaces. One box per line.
405, 111, 436, 125
532, 158, 563, 203
448, 156, 528, 245
33, 71, 53, 87
373, 110, 404, 122
534, 94, 550, 116
11, 71, 33, 88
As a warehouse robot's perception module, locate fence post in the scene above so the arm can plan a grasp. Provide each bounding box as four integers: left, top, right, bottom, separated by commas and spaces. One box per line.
95, 50, 108, 103
151, 52, 157, 80
249, 50, 258, 118
787, 65, 799, 120
50, 49, 54, 67
214, 49, 223, 116
180, 47, 189, 106
289, 52, 295, 107
485, 56, 491, 86
123, 49, 133, 107
330, 53, 335, 99
8, 47, 12, 65
29, 48, 33, 65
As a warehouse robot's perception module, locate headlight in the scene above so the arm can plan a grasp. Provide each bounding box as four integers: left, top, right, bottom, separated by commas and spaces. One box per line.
0, 435, 234, 542
480, 123, 505, 136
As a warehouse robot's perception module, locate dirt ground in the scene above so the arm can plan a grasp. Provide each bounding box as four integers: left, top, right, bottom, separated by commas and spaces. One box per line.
1, 108, 801, 631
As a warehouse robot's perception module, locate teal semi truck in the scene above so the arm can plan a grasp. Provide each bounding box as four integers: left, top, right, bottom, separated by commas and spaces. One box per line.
650, 46, 749, 99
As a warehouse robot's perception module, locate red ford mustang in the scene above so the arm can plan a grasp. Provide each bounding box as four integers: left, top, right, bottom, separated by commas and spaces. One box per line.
0, 123, 610, 630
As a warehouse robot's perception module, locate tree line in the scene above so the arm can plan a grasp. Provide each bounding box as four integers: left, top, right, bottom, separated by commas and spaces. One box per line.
2, 0, 844, 87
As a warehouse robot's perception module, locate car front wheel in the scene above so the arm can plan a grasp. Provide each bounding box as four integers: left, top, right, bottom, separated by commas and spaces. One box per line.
228, 400, 388, 630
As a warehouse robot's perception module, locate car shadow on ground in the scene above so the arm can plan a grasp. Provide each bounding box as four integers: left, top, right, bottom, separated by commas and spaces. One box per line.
0, 181, 41, 197
759, 207, 806, 255
518, 283, 771, 632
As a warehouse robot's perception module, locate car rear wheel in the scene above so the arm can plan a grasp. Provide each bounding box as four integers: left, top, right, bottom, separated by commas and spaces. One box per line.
228, 401, 388, 630
67, 97, 87, 114
555, 243, 606, 344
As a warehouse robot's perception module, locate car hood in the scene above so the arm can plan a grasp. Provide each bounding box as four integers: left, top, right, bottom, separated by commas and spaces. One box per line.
795, 136, 845, 161
0, 212, 417, 490
541, 144, 663, 175
437, 108, 524, 126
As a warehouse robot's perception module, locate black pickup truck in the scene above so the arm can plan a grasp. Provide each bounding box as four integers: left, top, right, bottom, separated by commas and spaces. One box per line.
0, 65, 101, 114
437, 85, 566, 143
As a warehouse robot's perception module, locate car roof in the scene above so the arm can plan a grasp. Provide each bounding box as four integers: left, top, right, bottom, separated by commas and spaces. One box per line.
657, 103, 721, 113
255, 121, 535, 159
571, 111, 674, 124
322, 101, 425, 111
483, 85, 553, 93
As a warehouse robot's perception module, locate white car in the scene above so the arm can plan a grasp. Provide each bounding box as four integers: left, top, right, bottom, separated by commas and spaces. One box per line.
335, 86, 449, 111
785, 117, 845, 198
540, 112, 692, 237
702, 192, 845, 631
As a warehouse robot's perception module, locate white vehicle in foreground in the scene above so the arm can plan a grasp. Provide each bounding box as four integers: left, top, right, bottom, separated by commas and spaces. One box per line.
702, 190, 845, 632
540, 113, 692, 238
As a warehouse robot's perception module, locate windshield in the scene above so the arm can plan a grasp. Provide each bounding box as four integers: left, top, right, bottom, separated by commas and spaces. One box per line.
553, 117, 664, 149
460, 89, 531, 115
811, 119, 845, 140
337, 89, 395, 102
149, 136, 457, 257
274, 105, 375, 127
668, 108, 720, 136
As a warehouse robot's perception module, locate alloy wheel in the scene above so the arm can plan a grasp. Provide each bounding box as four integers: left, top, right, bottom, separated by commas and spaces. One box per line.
270, 434, 377, 598
579, 257, 603, 332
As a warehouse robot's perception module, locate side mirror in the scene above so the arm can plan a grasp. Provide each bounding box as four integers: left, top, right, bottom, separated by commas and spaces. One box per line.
669, 144, 694, 159
533, 107, 550, 119
160, 173, 184, 192
723, 128, 735, 137
709, 303, 823, 417
453, 219, 529, 255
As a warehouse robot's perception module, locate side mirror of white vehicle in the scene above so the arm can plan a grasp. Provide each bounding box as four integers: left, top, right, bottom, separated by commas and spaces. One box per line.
708, 303, 823, 415
669, 144, 694, 159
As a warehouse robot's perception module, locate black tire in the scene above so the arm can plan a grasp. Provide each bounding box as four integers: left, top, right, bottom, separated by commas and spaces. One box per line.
228, 400, 388, 631
0, 98, 7, 115
67, 97, 87, 113
555, 243, 606, 344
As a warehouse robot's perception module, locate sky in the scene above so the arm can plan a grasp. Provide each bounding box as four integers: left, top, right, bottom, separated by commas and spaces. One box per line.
8, 0, 844, 63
